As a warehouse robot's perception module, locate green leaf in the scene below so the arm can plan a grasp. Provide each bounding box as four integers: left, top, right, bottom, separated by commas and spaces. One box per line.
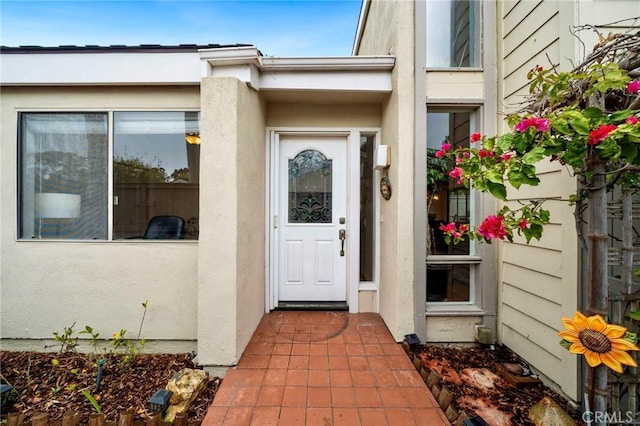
628, 311, 640, 321
610, 110, 634, 122
486, 168, 504, 184
564, 110, 590, 135
553, 118, 571, 135
487, 181, 507, 200
522, 147, 546, 164
582, 107, 604, 120
523, 224, 544, 242
596, 138, 622, 160
497, 134, 515, 152
620, 143, 638, 163
81, 390, 103, 414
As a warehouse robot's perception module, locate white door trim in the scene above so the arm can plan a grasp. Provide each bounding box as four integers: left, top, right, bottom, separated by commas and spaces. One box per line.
266, 128, 362, 313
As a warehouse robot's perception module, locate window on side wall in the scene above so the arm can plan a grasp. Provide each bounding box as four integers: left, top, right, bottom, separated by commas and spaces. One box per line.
426, 0, 480, 68
18, 111, 200, 240
426, 110, 478, 303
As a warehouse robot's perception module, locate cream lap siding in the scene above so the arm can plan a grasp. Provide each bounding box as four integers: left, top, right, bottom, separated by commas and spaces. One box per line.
497, 0, 579, 400
501, 0, 560, 103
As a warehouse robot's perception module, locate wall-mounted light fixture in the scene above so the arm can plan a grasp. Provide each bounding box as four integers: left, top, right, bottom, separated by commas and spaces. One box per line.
185, 132, 201, 145
373, 145, 390, 170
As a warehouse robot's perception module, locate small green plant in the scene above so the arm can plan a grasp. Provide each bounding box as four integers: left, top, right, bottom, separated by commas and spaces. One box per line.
79, 325, 102, 354
109, 301, 149, 366
80, 389, 102, 414
52, 322, 78, 352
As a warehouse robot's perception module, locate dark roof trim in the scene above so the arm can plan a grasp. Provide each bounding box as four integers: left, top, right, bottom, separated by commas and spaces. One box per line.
0, 43, 254, 54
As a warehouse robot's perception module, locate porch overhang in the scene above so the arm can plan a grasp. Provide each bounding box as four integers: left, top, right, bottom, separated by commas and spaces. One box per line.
199, 46, 395, 103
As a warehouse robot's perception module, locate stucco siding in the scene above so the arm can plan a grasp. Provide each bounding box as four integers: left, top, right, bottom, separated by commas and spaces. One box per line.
266, 103, 381, 128
356, 0, 416, 341
235, 82, 267, 358
0, 86, 200, 350
197, 77, 268, 368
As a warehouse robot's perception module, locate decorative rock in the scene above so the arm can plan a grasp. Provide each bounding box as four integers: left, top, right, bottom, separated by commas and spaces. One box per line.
528, 397, 576, 426
164, 368, 209, 421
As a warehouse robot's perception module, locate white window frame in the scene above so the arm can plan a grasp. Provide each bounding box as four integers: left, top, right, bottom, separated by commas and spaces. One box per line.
17, 108, 201, 242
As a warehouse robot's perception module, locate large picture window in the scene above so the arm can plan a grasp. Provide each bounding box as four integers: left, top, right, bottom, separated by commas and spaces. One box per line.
426, 110, 476, 302
426, 0, 480, 68
19, 113, 109, 239
19, 111, 200, 240
113, 112, 200, 239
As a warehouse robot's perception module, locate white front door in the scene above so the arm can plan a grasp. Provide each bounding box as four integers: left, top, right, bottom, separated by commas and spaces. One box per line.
278, 135, 347, 302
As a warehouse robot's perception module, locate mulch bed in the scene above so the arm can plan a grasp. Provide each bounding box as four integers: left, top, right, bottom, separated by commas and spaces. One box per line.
413, 344, 583, 425
0, 351, 220, 424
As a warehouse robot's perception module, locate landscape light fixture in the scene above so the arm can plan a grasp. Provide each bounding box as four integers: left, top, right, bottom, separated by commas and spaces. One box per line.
147, 389, 172, 413
404, 333, 421, 351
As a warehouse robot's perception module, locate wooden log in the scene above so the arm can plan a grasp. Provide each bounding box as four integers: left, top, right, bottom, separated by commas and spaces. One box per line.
145, 413, 161, 426
7, 413, 25, 426
445, 405, 459, 422
31, 413, 49, 426
173, 413, 188, 426
437, 386, 453, 410
419, 367, 430, 381
118, 409, 134, 426
62, 410, 78, 426
88, 413, 105, 426
413, 355, 423, 371
426, 370, 440, 388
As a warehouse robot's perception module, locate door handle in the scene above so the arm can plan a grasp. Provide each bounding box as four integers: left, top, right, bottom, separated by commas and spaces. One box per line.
339, 229, 346, 256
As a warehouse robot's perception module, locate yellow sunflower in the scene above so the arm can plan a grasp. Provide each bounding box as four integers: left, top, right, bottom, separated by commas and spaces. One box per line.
559, 311, 639, 373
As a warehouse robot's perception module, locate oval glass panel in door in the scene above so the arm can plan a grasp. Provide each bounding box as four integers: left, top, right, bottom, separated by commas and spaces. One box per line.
288, 149, 332, 223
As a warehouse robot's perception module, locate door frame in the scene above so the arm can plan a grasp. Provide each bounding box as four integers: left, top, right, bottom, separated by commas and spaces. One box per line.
266, 128, 371, 314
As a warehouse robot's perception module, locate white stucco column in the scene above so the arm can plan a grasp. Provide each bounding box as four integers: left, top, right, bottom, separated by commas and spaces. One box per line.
197, 77, 266, 371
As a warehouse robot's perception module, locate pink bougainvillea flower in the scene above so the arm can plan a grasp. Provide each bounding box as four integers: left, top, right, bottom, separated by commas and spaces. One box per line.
626, 116, 639, 125
518, 218, 528, 229
441, 142, 453, 151
478, 149, 495, 158
435, 150, 445, 158
499, 152, 514, 161
459, 224, 469, 232
627, 80, 640, 94
448, 167, 464, 184
470, 132, 482, 143
588, 124, 617, 145
439, 222, 461, 238
478, 215, 508, 240
455, 157, 464, 164
514, 117, 550, 133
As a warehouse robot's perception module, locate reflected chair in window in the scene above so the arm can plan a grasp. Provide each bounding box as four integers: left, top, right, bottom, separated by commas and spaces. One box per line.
143, 215, 186, 239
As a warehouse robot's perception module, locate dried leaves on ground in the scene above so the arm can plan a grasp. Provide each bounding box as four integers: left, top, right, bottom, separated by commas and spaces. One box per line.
415, 345, 583, 425
0, 351, 219, 423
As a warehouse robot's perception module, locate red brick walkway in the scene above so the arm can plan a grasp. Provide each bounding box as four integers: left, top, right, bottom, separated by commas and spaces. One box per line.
202, 311, 448, 425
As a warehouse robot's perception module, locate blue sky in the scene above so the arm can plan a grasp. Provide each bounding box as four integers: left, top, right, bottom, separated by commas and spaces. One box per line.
0, 0, 363, 56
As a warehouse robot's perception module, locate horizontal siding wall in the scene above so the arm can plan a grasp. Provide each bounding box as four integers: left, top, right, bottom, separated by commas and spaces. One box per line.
501, 0, 560, 106
497, 0, 579, 401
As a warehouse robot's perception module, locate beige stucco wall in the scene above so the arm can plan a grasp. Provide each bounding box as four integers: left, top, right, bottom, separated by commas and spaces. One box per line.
197, 77, 266, 368
0, 86, 200, 351
266, 103, 381, 128
356, 0, 417, 341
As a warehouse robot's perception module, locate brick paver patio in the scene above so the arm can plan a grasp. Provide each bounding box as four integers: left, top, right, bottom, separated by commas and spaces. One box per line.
202, 311, 448, 425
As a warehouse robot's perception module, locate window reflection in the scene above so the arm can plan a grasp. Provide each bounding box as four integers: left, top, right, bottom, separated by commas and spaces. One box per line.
426, 0, 479, 68
113, 111, 200, 239
427, 111, 473, 302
